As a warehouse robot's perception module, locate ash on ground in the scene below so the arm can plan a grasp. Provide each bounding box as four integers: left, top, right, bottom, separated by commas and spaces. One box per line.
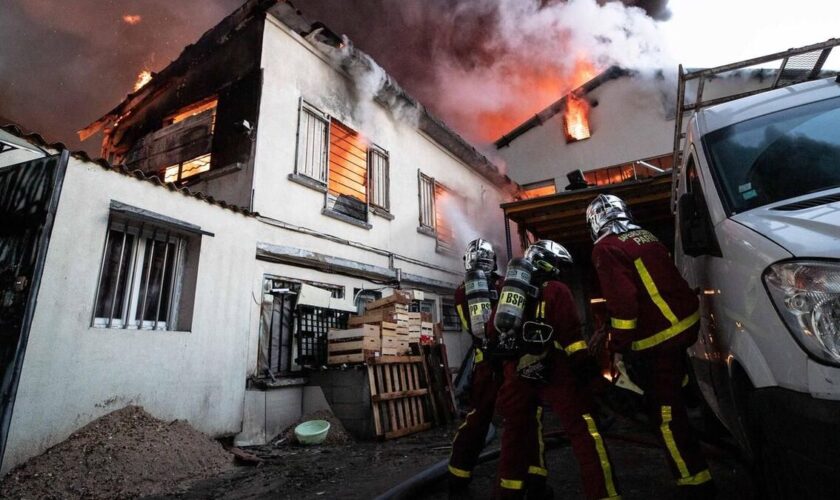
0, 405, 232, 499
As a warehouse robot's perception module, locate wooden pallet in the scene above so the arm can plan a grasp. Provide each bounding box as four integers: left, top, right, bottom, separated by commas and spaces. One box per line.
367, 356, 432, 439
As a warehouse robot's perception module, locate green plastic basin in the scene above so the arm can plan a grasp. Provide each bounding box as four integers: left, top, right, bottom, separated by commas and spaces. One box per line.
294, 419, 331, 445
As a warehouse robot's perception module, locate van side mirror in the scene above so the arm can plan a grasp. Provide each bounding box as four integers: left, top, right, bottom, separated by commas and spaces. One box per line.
678, 193, 720, 257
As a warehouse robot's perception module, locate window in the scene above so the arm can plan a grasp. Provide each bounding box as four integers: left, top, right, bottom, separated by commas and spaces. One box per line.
417, 172, 462, 253
354, 288, 383, 315
295, 103, 329, 183
521, 180, 556, 199
294, 102, 391, 225
271, 276, 344, 299
93, 220, 192, 330
418, 172, 436, 230
326, 120, 368, 222
369, 148, 390, 212
435, 182, 462, 254
582, 154, 674, 187
441, 297, 461, 331
159, 97, 219, 182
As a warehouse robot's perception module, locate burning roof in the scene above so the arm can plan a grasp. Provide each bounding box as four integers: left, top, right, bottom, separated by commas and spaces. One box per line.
494, 66, 629, 149
79, 0, 517, 190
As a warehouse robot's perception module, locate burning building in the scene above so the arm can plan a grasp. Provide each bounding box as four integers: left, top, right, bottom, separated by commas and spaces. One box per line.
0, 0, 517, 473
494, 65, 784, 331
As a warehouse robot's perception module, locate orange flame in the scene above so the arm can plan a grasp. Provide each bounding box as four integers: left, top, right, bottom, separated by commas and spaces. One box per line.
133, 70, 152, 92
564, 93, 591, 141
464, 58, 598, 143
122, 14, 142, 25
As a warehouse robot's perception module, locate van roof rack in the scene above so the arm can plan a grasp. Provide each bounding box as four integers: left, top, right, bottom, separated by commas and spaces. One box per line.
671, 37, 840, 212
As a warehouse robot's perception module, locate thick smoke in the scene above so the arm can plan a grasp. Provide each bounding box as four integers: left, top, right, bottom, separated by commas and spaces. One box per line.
300, 0, 673, 143
0, 0, 671, 154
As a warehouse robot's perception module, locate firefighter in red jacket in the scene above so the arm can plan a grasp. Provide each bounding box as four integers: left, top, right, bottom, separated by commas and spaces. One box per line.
448, 239, 548, 498
493, 240, 620, 500
586, 194, 714, 497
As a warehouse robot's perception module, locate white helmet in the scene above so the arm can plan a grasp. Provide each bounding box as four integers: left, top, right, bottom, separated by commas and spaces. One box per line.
585, 194, 640, 241
524, 240, 573, 273
463, 238, 497, 272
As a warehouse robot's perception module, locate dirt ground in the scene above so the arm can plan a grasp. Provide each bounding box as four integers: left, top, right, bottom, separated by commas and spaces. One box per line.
153, 406, 753, 500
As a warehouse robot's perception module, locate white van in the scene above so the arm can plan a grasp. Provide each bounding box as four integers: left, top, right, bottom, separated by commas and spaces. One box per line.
674, 75, 840, 495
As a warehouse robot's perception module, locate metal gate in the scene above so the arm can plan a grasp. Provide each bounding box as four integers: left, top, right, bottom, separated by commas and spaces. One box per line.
0, 151, 68, 470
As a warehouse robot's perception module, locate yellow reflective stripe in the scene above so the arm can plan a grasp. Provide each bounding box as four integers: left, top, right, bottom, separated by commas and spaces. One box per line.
677, 469, 712, 486
474, 348, 484, 364
660, 406, 690, 479
448, 465, 471, 478
528, 466, 548, 476
634, 258, 679, 325
536, 407, 545, 469
456, 304, 469, 332
537, 301, 546, 319
500, 478, 524, 490
583, 414, 618, 498
564, 340, 588, 355
631, 310, 700, 351
681, 374, 689, 388
610, 317, 637, 330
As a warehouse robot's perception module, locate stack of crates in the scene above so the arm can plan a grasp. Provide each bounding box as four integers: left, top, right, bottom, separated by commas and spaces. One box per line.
329, 291, 417, 364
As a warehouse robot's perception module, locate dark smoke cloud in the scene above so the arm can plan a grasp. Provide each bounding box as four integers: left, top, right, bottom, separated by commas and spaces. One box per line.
0, 0, 670, 154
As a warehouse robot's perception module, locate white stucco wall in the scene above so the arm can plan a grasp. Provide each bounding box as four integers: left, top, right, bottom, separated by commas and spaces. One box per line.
252, 16, 513, 272
1, 157, 260, 473
498, 73, 770, 189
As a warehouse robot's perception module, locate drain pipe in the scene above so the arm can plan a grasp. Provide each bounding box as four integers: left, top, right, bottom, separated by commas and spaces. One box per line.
374, 430, 569, 500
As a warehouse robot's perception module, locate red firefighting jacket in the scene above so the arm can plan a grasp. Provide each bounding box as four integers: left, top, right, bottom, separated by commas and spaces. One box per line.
484, 279, 588, 361
532, 280, 589, 360
592, 229, 699, 352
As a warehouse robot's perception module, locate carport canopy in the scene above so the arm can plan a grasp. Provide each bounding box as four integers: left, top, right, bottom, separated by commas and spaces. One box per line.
501, 172, 674, 256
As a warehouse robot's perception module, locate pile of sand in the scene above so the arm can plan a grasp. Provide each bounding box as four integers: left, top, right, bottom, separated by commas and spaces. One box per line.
0, 405, 232, 499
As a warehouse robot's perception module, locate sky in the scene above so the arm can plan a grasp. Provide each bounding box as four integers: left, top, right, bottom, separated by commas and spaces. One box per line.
0, 0, 838, 155
662, 0, 840, 69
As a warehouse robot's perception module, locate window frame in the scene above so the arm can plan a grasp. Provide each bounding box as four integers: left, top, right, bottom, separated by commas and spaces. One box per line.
368, 146, 390, 213
293, 100, 330, 185
91, 219, 187, 331
417, 171, 436, 234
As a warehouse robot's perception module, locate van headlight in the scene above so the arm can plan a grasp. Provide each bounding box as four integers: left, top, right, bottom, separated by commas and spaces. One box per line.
764, 261, 840, 365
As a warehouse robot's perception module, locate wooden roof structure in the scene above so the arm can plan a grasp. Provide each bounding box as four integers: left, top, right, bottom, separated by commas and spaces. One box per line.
501, 173, 673, 255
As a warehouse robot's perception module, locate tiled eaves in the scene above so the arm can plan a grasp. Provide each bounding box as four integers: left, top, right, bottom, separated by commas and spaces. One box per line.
1, 124, 256, 218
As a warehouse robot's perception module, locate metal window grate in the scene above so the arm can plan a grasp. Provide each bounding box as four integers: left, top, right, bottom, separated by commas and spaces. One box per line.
296, 104, 329, 183
369, 148, 390, 211
418, 172, 435, 229
296, 305, 349, 367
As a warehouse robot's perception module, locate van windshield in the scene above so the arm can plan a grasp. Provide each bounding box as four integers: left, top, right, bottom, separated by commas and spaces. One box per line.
703, 96, 840, 214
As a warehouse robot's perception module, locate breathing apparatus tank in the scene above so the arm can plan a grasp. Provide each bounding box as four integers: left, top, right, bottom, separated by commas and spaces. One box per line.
493, 257, 538, 348
464, 268, 492, 338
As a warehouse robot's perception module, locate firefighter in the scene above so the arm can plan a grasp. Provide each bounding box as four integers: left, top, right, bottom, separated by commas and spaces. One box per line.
585, 194, 715, 497
448, 239, 547, 498
493, 240, 620, 500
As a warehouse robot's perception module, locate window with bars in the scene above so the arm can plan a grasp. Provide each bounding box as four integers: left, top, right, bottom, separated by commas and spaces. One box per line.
326, 120, 368, 222
295, 103, 329, 183
418, 172, 436, 230
93, 221, 189, 331
441, 297, 461, 331
368, 148, 390, 212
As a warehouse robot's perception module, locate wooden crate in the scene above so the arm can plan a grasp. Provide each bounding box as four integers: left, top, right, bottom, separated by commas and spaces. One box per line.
328, 325, 380, 365
367, 356, 433, 439
365, 291, 411, 311
382, 334, 410, 355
